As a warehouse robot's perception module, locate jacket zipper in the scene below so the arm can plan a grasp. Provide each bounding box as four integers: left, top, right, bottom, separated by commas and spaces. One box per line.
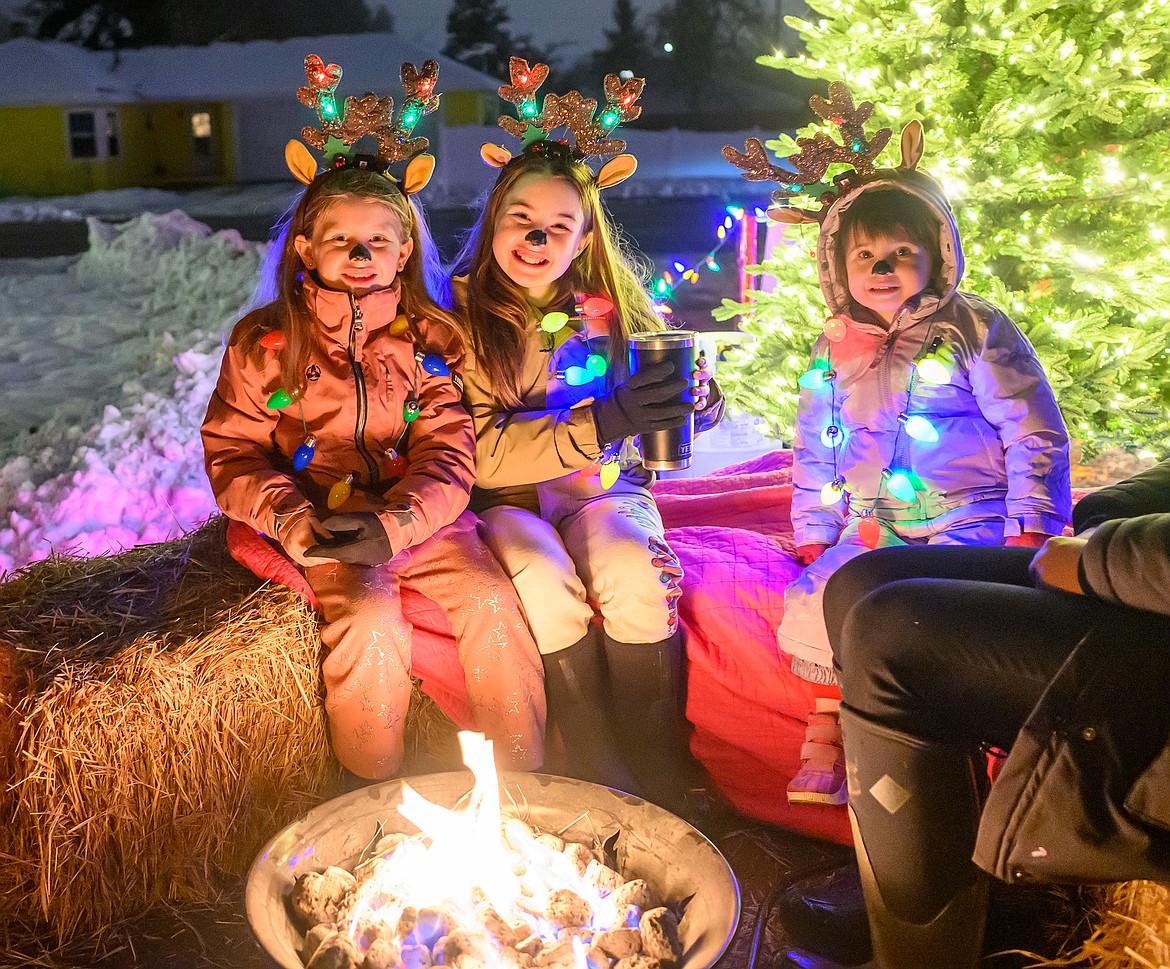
347, 294, 380, 484
878, 315, 905, 417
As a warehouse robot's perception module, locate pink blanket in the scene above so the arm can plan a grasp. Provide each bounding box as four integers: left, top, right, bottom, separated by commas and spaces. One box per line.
653, 450, 851, 843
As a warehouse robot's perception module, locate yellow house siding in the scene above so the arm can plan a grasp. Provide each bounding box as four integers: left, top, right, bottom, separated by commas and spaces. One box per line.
442, 91, 495, 126
0, 105, 80, 195
0, 102, 234, 196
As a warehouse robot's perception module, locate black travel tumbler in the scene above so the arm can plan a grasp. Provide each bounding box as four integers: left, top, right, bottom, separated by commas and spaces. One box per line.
628, 330, 696, 471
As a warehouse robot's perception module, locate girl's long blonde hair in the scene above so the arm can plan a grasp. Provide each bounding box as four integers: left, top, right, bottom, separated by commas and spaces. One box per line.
453, 152, 663, 408
248, 166, 460, 396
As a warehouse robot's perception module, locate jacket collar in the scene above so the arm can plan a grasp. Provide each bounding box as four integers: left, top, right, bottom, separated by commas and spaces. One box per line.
302, 277, 403, 338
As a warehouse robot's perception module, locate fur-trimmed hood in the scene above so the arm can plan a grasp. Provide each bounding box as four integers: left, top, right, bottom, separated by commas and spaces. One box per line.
816, 167, 966, 321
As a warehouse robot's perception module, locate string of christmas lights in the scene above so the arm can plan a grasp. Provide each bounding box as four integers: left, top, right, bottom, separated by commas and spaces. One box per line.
650, 204, 765, 314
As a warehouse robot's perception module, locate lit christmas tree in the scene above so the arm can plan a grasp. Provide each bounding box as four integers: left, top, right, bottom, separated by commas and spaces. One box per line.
715, 0, 1170, 457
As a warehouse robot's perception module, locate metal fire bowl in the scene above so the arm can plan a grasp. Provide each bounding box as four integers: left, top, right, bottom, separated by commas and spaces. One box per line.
247, 771, 741, 969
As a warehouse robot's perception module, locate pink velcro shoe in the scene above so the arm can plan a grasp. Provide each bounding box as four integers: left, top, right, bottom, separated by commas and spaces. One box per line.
787, 711, 848, 805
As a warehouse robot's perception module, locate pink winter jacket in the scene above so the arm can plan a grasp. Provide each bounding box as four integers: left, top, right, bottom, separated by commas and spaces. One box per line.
201, 279, 474, 556
791, 169, 1072, 545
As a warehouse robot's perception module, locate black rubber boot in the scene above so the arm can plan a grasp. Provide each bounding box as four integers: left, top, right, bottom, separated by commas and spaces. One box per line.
603, 630, 734, 830
541, 627, 641, 795
840, 706, 989, 969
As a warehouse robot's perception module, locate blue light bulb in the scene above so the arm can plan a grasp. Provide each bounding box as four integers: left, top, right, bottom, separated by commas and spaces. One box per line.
884, 470, 917, 502
564, 366, 594, 386
821, 423, 848, 449
420, 353, 450, 377
798, 367, 835, 391
293, 435, 316, 471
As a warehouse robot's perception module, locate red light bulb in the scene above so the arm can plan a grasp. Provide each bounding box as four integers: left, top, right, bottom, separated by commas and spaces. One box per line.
858, 515, 881, 549
582, 295, 614, 317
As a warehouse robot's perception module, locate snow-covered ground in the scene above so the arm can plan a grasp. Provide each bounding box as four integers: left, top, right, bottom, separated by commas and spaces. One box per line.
0, 210, 263, 573
0, 183, 302, 225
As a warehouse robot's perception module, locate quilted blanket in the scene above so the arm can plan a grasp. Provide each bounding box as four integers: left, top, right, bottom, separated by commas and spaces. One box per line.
227, 449, 853, 843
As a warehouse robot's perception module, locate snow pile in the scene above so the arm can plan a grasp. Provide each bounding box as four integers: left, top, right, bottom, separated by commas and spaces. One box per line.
0, 211, 265, 575
0, 183, 300, 223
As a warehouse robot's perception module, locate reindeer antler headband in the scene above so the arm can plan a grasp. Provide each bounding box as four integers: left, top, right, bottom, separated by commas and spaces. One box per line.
723, 81, 924, 224
284, 54, 442, 195
479, 57, 645, 190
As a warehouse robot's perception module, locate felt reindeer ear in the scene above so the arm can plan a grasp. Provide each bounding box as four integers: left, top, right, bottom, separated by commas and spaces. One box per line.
768, 206, 821, 225
285, 140, 319, 185
899, 119, 925, 171
403, 153, 436, 194
481, 143, 513, 168
597, 154, 637, 190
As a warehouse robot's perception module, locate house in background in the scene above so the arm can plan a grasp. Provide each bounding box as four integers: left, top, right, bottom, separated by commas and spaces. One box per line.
0, 34, 502, 197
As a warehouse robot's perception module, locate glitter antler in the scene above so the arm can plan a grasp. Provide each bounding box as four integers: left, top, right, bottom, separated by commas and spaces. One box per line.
808, 82, 891, 177
495, 57, 643, 158
297, 55, 441, 163
723, 81, 894, 219
497, 57, 551, 141
485, 56, 644, 188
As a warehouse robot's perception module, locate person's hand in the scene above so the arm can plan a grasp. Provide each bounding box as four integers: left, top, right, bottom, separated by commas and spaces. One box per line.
307, 512, 393, 566
693, 352, 712, 412
1005, 531, 1050, 548
280, 512, 334, 568
1029, 535, 1088, 595
797, 543, 832, 565
592, 360, 694, 445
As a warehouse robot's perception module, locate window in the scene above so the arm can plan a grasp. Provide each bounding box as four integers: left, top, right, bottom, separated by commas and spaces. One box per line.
190, 111, 212, 158
190, 112, 211, 138
105, 110, 120, 157
68, 111, 97, 158
67, 109, 121, 161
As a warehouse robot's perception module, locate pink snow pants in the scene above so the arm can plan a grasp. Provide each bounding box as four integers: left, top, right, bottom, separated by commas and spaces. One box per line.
305, 511, 545, 779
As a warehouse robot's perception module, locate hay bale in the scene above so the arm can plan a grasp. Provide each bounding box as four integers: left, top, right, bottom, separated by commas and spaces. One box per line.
0, 517, 458, 944
1054, 881, 1170, 968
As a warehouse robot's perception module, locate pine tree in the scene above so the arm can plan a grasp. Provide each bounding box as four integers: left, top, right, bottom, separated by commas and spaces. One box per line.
443, 0, 512, 78
715, 0, 1170, 457
595, 0, 652, 76
653, 0, 766, 108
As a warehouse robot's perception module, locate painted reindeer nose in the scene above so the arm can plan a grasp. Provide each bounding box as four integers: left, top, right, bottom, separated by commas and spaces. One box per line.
872, 259, 893, 275
349, 243, 372, 261
525, 228, 547, 247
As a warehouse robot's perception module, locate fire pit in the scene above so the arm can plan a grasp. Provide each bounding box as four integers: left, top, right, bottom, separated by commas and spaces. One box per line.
247, 742, 739, 969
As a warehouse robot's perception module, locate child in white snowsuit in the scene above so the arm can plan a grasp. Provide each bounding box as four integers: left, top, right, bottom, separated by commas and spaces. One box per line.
729, 85, 1071, 805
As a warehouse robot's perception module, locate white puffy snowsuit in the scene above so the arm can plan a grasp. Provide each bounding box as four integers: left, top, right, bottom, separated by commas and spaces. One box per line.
777, 168, 1072, 675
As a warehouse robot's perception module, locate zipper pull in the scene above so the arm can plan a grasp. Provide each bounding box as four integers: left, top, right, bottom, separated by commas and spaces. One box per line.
350, 295, 364, 331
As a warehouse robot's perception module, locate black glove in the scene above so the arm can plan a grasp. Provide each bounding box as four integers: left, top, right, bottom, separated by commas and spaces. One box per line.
306, 512, 393, 566
592, 360, 694, 445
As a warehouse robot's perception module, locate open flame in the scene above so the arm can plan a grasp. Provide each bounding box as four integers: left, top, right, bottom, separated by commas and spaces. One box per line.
316, 732, 667, 969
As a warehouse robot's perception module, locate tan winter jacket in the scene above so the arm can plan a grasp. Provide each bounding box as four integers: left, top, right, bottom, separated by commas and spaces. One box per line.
202, 279, 473, 556
454, 280, 723, 515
